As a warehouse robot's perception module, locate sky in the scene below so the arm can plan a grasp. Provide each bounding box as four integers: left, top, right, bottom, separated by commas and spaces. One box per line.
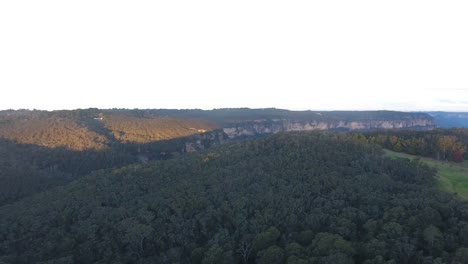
1, 0, 468, 111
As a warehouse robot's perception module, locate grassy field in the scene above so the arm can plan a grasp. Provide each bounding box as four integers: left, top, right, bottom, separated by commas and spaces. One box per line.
384, 149, 468, 200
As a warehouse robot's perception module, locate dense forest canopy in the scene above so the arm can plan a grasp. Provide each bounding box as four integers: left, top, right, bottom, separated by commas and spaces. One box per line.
0, 133, 225, 206
2, 132, 468, 264
101, 114, 216, 144
0, 116, 108, 150
353, 129, 468, 162
0, 109, 218, 149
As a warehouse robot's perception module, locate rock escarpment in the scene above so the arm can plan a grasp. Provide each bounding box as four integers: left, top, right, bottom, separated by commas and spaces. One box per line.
184, 129, 227, 153
222, 117, 435, 139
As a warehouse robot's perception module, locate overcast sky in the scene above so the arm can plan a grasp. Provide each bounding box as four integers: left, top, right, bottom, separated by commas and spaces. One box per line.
1, 1, 467, 111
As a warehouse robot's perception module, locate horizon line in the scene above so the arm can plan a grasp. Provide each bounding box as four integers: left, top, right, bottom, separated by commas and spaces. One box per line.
1, 107, 468, 113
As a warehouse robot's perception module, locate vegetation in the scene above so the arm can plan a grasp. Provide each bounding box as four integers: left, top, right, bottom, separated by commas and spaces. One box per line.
101, 114, 216, 144
1, 132, 468, 263
0, 109, 436, 205
143, 108, 433, 125
0, 109, 222, 205
2, 109, 468, 263
0, 132, 222, 206
385, 149, 468, 201
0, 116, 108, 150
347, 129, 468, 200
0, 109, 217, 149
0, 108, 437, 152
348, 129, 468, 162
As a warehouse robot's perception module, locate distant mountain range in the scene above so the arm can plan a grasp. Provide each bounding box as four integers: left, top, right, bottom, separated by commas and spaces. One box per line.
425, 111, 468, 128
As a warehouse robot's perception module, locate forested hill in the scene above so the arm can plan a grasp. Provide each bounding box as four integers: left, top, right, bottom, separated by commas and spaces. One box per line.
0, 109, 217, 150
1, 132, 468, 264
0, 109, 218, 205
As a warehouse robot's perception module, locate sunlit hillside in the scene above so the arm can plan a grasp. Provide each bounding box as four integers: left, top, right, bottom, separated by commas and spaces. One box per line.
0, 110, 218, 150
101, 114, 217, 143
0, 116, 108, 151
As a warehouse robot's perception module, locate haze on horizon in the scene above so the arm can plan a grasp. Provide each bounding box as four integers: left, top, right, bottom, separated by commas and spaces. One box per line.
1, 1, 467, 112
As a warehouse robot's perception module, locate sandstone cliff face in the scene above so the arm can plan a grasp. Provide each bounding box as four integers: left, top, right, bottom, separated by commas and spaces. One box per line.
222, 118, 435, 139
167, 114, 436, 152
184, 129, 227, 153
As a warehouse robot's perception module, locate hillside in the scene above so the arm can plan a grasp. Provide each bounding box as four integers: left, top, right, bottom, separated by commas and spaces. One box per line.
0, 109, 218, 150
1, 132, 468, 264
0, 109, 220, 205
100, 114, 216, 144
0, 115, 108, 151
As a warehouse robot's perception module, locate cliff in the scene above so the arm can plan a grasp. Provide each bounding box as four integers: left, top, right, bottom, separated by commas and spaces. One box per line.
222, 117, 435, 139
135, 108, 436, 139
184, 129, 227, 153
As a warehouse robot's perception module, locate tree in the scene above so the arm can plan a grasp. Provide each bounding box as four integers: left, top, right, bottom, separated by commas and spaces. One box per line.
311, 233, 355, 257
454, 248, 468, 264
236, 241, 252, 264
257, 246, 284, 264
285, 242, 305, 258
437, 136, 457, 160
423, 225, 442, 252
253, 227, 280, 252
453, 150, 464, 162
202, 246, 224, 264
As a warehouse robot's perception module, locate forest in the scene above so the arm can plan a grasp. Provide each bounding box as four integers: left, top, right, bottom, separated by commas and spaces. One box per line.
0, 109, 217, 149
0, 109, 223, 206
0, 108, 436, 206
354, 129, 468, 162
1, 132, 468, 263
1, 109, 468, 263
0, 133, 224, 206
